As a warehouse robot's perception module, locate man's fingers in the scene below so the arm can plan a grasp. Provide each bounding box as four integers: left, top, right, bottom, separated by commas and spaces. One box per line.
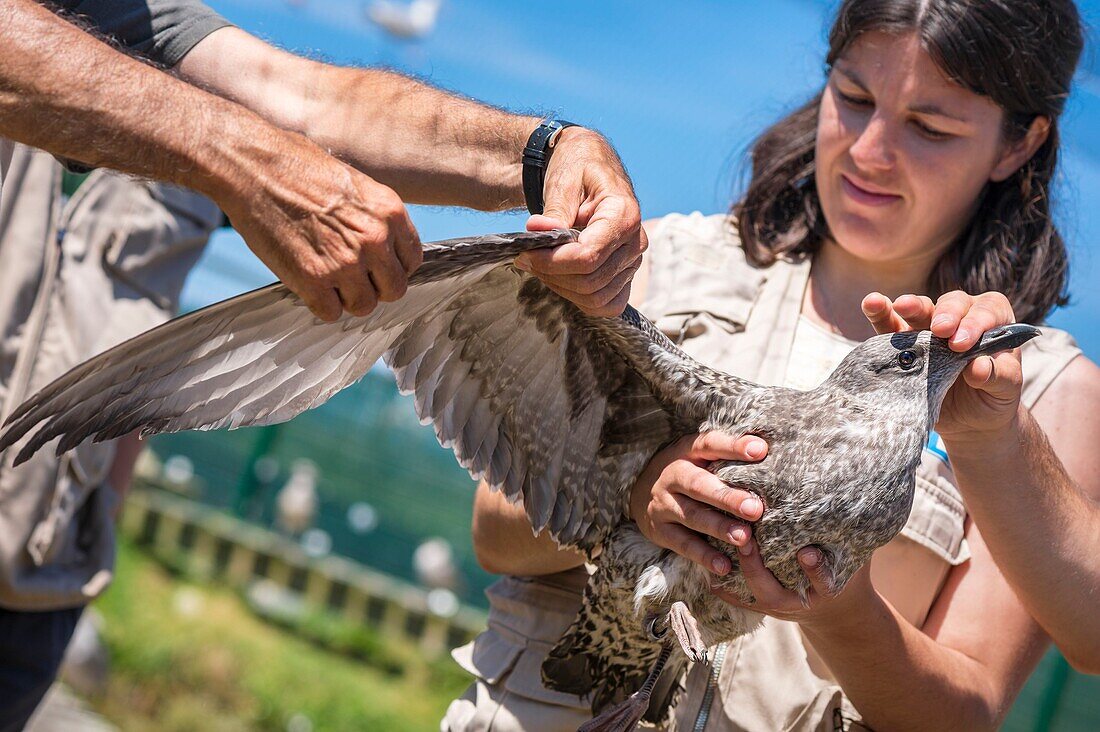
299, 285, 343, 322
525, 213, 573, 233
538, 160, 585, 238
860, 293, 909, 335
661, 524, 732, 576
393, 217, 423, 276
361, 243, 409, 303
533, 237, 643, 295
546, 256, 641, 316
335, 280, 378, 318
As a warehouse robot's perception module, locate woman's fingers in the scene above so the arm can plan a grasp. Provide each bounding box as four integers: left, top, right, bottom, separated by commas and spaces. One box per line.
669, 492, 753, 546
673, 464, 764, 522
734, 539, 798, 609
891, 294, 935, 330
930, 291, 1016, 351
961, 351, 1024, 401
681, 431, 768, 464
797, 547, 837, 598
661, 523, 733, 576
861, 293, 910, 335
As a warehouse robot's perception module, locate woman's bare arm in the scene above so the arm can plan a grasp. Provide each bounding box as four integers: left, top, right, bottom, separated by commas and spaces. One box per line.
948, 356, 1100, 671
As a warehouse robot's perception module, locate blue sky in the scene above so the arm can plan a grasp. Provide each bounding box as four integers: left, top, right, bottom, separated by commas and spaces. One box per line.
187, 0, 1100, 360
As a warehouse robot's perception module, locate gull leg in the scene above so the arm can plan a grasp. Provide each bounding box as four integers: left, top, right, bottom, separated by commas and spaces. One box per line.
668, 601, 708, 664
577, 645, 672, 732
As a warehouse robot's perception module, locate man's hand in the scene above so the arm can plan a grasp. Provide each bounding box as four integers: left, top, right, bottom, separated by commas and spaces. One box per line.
861, 290, 1025, 440
518, 128, 645, 317
218, 131, 422, 321
629, 432, 768, 576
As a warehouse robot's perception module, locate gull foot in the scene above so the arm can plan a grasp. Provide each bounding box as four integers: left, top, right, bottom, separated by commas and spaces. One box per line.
669, 601, 708, 664
577, 645, 673, 732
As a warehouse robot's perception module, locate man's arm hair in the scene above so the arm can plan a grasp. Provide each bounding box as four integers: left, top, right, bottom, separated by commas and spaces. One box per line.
0, 0, 272, 202
177, 27, 538, 211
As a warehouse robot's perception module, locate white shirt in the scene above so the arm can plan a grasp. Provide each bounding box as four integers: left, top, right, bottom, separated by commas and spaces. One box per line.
783, 314, 858, 391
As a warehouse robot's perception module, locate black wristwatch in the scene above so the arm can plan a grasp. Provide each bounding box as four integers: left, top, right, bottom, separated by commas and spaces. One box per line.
522, 118, 579, 215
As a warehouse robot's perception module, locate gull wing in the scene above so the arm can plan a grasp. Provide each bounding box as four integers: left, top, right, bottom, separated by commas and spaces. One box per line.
1, 229, 725, 549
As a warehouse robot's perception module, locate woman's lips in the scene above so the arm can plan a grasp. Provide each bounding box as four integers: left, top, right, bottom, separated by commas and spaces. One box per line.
841, 175, 902, 207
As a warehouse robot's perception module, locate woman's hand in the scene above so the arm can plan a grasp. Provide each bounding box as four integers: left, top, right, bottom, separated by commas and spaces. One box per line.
861, 290, 1024, 440
712, 541, 880, 633
628, 432, 768, 576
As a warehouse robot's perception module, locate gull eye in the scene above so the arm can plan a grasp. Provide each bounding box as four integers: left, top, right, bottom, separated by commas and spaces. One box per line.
897, 350, 918, 370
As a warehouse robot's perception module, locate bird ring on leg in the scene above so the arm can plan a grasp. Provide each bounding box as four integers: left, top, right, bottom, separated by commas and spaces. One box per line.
645, 612, 669, 641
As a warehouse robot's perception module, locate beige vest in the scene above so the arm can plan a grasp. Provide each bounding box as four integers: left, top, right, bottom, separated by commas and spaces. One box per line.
449, 211, 1081, 732
0, 144, 220, 610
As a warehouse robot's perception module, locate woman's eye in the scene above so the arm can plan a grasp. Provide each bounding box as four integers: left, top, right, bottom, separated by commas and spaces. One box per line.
838, 91, 872, 109
897, 350, 919, 369
912, 119, 952, 141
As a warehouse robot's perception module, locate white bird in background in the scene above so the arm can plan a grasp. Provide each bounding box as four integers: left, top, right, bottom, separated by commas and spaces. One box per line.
367, 0, 443, 39
276, 459, 319, 535
413, 537, 458, 590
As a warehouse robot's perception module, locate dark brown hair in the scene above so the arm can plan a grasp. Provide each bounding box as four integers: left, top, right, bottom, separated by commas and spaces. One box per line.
734, 0, 1084, 324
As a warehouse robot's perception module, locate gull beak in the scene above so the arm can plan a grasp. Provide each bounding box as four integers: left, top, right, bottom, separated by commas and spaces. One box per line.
964, 324, 1042, 359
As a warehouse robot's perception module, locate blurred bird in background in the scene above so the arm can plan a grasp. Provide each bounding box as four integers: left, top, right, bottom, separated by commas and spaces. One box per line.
276, 459, 319, 536
366, 0, 443, 40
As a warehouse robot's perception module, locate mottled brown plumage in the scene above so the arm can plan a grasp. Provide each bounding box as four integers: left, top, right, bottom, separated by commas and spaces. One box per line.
0, 230, 1039, 730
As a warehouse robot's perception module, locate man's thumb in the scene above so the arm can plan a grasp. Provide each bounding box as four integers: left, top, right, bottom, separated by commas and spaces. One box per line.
525, 213, 571, 232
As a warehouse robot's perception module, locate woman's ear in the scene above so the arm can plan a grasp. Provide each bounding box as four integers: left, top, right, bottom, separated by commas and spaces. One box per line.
990, 116, 1050, 182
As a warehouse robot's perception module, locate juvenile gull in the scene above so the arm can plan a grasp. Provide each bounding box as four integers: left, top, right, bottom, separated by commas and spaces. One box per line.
0, 230, 1039, 731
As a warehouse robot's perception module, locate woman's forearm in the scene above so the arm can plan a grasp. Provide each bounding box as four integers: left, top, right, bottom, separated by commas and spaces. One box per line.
471, 482, 586, 576
946, 407, 1100, 671
802, 594, 1004, 731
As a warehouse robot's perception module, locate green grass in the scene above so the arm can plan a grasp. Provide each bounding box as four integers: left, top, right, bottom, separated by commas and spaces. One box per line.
90, 536, 470, 731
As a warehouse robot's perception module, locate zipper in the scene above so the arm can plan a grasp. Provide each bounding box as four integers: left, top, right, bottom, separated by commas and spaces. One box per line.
692, 641, 728, 732
1, 165, 104, 427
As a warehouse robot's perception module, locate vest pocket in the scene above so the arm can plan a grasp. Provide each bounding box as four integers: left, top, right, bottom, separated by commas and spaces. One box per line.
899, 472, 970, 566
452, 575, 592, 710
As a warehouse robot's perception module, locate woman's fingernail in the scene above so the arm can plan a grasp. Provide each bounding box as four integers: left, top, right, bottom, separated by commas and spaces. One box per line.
514, 256, 532, 272
746, 439, 766, 459
952, 328, 970, 346
802, 550, 821, 568
741, 498, 763, 519
729, 527, 747, 544
738, 542, 753, 557
932, 314, 951, 329
712, 557, 731, 575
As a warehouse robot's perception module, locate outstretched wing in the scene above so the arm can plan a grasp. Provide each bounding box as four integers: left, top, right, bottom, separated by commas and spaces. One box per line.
0, 229, 725, 549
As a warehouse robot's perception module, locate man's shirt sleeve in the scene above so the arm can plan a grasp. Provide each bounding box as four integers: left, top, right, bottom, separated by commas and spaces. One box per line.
51, 0, 232, 67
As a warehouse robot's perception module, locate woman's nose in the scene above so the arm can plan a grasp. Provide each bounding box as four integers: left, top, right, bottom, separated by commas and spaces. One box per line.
848, 115, 896, 172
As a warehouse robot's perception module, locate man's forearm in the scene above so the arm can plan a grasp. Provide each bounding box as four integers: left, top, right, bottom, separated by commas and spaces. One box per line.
307, 66, 533, 210
947, 409, 1100, 668
177, 28, 536, 211
1, 1, 285, 205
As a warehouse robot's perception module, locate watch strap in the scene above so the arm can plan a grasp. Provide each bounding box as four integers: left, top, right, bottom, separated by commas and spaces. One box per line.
522, 119, 578, 215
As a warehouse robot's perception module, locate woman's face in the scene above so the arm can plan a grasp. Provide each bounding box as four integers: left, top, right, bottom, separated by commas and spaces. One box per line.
815, 31, 1021, 268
